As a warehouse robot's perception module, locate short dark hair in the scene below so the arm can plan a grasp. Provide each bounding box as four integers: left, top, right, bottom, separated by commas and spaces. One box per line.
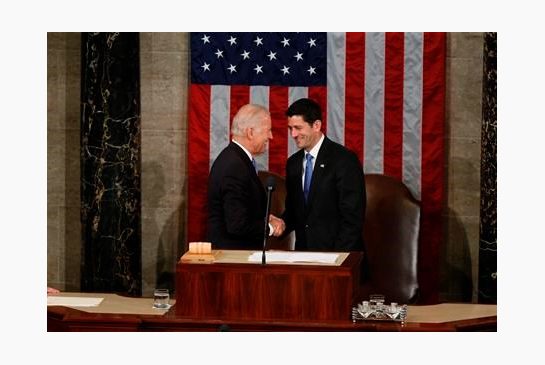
285, 98, 322, 125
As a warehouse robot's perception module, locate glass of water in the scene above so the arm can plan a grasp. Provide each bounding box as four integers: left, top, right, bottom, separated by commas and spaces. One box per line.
153, 289, 170, 309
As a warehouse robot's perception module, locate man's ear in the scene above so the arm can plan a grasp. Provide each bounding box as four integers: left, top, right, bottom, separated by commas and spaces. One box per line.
246, 127, 254, 139
313, 120, 322, 132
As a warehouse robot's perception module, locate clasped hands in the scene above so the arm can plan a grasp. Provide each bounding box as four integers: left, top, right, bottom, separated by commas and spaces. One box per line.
268, 214, 286, 237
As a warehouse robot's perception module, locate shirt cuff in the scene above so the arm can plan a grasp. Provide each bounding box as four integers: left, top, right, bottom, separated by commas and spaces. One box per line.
268, 223, 274, 236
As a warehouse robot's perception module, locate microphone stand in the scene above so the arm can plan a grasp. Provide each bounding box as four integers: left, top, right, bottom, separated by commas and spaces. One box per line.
262, 178, 275, 264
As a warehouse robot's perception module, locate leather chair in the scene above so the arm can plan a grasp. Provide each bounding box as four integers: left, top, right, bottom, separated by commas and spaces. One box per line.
359, 174, 421, 304
257, 170, 295, 251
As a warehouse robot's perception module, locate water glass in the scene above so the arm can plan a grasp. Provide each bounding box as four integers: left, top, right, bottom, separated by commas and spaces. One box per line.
153, 289, 170, 309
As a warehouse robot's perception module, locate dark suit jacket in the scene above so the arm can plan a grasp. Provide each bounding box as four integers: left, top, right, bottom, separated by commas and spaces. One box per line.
206, 142, 267, 249
283, 136, 366, 251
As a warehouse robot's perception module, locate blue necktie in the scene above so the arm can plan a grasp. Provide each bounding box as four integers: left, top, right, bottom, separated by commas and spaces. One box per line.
251, 158, 258, 174
304, 153, 313, 202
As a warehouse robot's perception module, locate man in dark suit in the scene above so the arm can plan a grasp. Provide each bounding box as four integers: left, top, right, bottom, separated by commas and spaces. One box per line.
207, 104, 283, 249
278, 98, 366, 252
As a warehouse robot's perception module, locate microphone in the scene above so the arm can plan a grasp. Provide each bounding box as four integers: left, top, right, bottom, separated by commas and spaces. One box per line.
262, 176, 276, 264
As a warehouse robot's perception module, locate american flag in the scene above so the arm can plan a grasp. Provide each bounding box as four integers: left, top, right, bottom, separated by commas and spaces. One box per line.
187, 32, 445, 303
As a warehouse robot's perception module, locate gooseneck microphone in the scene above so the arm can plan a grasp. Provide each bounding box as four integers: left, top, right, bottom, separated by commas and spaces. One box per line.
262, 176, 276, 264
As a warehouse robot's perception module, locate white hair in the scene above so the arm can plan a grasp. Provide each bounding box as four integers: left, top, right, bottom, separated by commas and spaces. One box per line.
231, 104, 270, 136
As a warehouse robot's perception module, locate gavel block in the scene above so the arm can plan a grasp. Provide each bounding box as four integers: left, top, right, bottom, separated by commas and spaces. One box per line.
180, 242, 215, 263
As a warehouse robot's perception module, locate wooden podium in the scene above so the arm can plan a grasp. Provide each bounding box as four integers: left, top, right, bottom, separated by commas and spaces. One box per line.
175, 250, 362, 321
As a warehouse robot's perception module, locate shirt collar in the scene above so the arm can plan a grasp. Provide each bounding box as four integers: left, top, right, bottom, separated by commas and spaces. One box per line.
306, 133, 325, 159
232, 139, 254, 162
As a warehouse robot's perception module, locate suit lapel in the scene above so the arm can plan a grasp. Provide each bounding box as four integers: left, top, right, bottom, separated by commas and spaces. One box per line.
290, 150, 306, 210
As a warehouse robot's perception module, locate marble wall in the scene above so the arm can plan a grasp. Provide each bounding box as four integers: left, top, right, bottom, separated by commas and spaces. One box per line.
80, 33, 141, 295
47, 32, 490, 301
478, 32, 497, 303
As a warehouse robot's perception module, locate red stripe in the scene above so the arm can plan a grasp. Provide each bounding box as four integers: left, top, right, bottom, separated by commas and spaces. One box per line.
420, 32, 446, 304
344, 32, 365, 163
268, 86, 289, 176
383, 32, 404, 179
229, 86, 250, 124
187, 84, 211, 242
308, 87, 327, 135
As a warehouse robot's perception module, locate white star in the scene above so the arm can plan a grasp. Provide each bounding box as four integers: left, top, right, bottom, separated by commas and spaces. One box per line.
201, 62, 210, 72
227, 36, 237, 46
215, 49, 224, 58
267, 51, 277, 61
307, 66, 316, 76
201, 34, 210, 44
240, 50, 250, 60
281, 65, 290, 75
254, 64, 263, 74
294, 51, 304, 61
254, 36, 263, 46
281, 37, 290, 47
308, 38, 316, 47
227, 64, 237, 73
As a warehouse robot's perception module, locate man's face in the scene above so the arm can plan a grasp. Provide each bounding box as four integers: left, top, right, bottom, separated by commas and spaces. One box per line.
250, 115, 273, 155
287, 115, 321, 151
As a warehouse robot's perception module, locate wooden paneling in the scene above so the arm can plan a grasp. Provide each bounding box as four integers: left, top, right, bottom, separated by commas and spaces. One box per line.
175, 251, 362, 321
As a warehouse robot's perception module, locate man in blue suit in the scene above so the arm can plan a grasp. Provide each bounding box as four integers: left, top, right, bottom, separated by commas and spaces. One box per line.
278, 98, 366, 252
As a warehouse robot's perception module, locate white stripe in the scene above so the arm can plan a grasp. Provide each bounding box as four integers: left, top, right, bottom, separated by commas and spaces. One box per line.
288, 87, 308, 157
209, 85, 230, 171
326, 32, 345, 145
364, 32, 385, 174
402, 32, 423, 199
250, 86, 270, 171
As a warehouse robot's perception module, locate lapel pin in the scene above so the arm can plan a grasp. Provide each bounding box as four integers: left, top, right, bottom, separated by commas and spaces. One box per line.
320, 164, 325, 168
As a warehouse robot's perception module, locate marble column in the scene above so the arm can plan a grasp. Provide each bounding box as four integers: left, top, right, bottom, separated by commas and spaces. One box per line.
81, 33, 141, 295
478, 32, 497, 303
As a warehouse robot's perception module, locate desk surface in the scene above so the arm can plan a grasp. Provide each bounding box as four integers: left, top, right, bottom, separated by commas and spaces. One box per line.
47, 292, 176, 315
47, 292, 496, 331
210, 250, 350, 266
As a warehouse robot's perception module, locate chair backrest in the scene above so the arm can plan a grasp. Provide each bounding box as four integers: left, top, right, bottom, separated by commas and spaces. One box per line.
360, 174, 421, 304
257, 170, 295, 251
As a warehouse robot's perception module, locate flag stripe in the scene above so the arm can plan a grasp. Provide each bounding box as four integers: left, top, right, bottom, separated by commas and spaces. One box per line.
210, 85, 230, 169
268, 86, 289, 175
344, 32, 365, 164
229, 85, 250, 127
384, 32, 404, 180
326, 32, 345, 144
402, 33, 424, 199
420, 32, 446, 303
188, 83, 211, 243
364, 32, 385, 174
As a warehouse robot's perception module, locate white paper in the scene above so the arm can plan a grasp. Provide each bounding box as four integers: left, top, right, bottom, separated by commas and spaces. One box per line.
248, 251, 339, 264
47, 296, 104, 307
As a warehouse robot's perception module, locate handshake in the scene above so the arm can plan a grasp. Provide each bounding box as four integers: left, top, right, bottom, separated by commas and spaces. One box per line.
268, 214, 286, 237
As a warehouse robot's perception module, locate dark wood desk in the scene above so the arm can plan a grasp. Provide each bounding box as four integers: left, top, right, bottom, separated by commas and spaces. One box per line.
47, 293, 497, 332
176, 250, 361, 321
